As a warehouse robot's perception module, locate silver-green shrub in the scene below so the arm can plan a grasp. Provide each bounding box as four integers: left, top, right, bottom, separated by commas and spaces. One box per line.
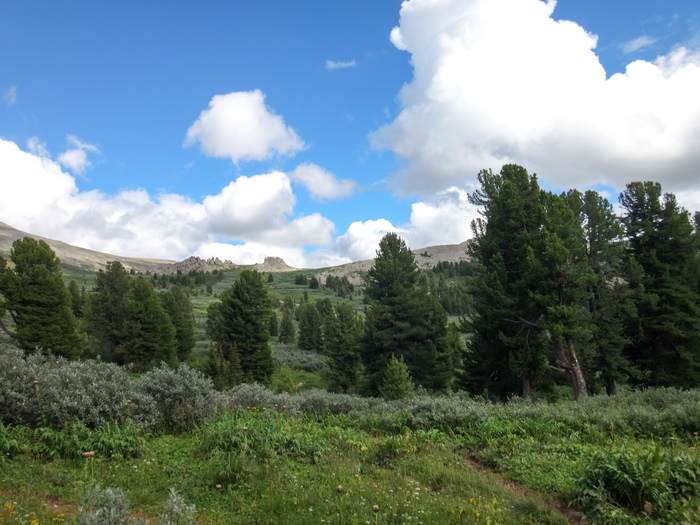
76, 485, 148, 525
135, 363, 216, 433
0, 345, 158, 430
159, 488, 198, 525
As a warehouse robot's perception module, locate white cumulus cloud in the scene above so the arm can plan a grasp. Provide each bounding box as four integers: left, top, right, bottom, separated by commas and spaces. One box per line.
57, 135, 101, 176
289, 163, 357, 201
372, 0, 700, 200
0, 138, 335, 264
184, 90, 305, 163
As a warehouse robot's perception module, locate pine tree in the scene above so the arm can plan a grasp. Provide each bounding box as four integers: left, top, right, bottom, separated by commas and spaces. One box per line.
278, 307, 296, 344
269, 311, 279, 337
297, 301, 323, 352
118, 276, 177, 368
379, 355, 414, 400
207, 270, 274, 384
362, 232, 451, 395
85, 261, 130, 361
324, 301, 363, 392
159, 285, 196, 362
0, 238, 81, 359
465, 165, 549, 398
619, 182, 700, 387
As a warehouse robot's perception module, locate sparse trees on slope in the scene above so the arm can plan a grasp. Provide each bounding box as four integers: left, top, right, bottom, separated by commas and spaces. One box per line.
297, 301, 323, 352
0, 238, 81, 359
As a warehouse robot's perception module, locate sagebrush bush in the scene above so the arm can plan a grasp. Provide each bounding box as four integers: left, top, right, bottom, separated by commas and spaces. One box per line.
270, 343, 330, 372
136, 363, 216, 433
0, 345, 158, 430
76, 485, 144, 525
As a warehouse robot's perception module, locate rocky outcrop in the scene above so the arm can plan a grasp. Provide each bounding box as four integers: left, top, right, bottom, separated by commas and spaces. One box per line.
254, 256, 296, 272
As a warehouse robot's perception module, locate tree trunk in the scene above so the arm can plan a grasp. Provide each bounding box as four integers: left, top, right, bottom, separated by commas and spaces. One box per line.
553, 338, 588, 400
605, 379, 617, 396
566, 338, 588, 400
0, 317, 17, 339
520, 365, 531, 398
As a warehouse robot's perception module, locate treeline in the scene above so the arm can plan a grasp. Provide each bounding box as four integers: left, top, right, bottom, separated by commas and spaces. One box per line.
464, 165, 700, 400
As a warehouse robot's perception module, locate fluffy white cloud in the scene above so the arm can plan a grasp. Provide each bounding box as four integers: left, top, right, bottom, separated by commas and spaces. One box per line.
4, 86, 17, 106
289, 163, 357, 201
0, 138, 335, 263
184, 90, 305, 163
57, 135, 100, 176
621, 35, 658, 54
372, 0, 700, 199
334, 219, 399, 261
326, 59, 357, 70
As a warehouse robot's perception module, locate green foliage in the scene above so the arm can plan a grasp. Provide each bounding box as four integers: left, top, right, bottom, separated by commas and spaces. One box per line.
363, 232, 452, 394
323, 301, 362, 392
574, 444, 700, 519
85, 261, 131, 361
207, 270, 274, 384
32, 420, 146, 459
620, 181, 700, 388
136, 363, 216, 433
379, 355, 414, 400
118, 276, 177, 369
278, 307, 297, 344
0, 237, 81, 359
297, 301, 323, 352
271, 343, 330, 372
159, 285, 195, 362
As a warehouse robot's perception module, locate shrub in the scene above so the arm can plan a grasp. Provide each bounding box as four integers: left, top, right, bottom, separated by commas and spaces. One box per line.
135, 363, 216, 433
0, 345, 158, 430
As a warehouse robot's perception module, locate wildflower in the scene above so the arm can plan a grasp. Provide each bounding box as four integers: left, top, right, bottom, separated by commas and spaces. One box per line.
243, 427, 248, 431
337, 486, 343, 493
82, 451, 95, 458
373, 506, 379, 512
216, 484, 222, 490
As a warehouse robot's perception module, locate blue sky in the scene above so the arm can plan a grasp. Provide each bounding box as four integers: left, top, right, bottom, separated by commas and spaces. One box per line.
1, 0, 699, 267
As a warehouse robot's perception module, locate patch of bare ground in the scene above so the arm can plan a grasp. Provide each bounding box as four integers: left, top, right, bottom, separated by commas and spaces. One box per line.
465, 456, 590, 524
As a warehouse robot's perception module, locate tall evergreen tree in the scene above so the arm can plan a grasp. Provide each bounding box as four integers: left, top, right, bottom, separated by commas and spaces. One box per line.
278, 307, 297, 344
159, 284, 196, 362
297, 301, 323, 352
118, 276, 177, 368
207, 270, 274, 384
579, 190, 635, 395
619, 182, 700, 387
324, 301, 363, 392
0, 238, 81, 359
362, 232, 451, 395
465, 165, 549, 398
85, 261, 130, 361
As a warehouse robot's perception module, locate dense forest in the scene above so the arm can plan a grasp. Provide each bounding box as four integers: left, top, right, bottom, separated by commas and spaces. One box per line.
1, 164, 699, 402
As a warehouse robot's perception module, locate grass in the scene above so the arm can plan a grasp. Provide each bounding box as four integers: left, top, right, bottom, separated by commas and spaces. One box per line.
1, 411, 571, 525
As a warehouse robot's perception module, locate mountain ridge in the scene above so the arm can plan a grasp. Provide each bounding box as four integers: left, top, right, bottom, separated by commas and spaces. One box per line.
0, 220, 468, 277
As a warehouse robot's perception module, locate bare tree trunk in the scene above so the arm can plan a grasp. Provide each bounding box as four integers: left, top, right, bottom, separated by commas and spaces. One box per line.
0, 317, 17, 339
566, 338, 588, 400
553, 339, 588, 400
520, 365, 531, 399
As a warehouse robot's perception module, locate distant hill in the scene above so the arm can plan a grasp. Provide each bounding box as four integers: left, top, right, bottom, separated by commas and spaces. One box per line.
0, 220, 468, 278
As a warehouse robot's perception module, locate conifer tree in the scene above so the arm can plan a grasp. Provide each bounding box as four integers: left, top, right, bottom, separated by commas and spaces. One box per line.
379, 354, 414, 400
207, 270, 274, 384
85, 261, 130, 361
0, 238, 81, 359
324, 301, 362, 392
278, 307, 296, 344
119, 276, 177, 368
619, 182, 700, 387
362, 232, 451, 395
159, 284, 196, 362
297, 301, 323, 352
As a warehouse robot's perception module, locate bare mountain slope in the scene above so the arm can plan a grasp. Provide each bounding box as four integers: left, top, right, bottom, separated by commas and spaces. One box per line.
0, 220, 468, 277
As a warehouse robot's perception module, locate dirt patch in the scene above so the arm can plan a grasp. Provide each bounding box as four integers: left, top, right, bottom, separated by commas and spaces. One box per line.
466, 456, 589, 524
